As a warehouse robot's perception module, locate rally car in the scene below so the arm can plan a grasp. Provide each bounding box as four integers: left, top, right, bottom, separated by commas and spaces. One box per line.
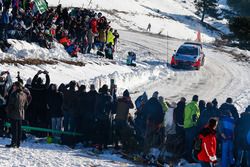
170, 43, 205, 70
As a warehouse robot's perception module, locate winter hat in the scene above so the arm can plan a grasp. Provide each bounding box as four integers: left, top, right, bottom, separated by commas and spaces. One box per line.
192, 95, 199, 102
26, 78, 32, 86
212, 98, 218, 107
152, 91, 159, 99
159, 96, 164, 103
226, 97, 233, 104
208, 118, 218, 129
102, 84, 108, 93
123, 89, 130, 97
90, 84, 95, 91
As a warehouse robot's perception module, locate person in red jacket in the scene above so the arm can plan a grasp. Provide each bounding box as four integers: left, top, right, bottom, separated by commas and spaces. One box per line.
198, 118, 218, 167
90, 16, 98, 34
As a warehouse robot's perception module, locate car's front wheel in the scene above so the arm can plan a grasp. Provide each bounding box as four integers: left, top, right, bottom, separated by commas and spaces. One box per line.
196, 65, 200, 70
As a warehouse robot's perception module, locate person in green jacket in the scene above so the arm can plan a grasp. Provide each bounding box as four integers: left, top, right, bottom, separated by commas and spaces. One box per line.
107, 28, 115, 46
159, 96, 168, 113
184, 95, 200, 162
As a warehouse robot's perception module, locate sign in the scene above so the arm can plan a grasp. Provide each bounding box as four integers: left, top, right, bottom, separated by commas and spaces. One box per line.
34, 0, 48, 14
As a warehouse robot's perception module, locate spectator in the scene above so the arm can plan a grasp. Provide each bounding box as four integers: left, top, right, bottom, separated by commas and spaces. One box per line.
93, 84, 113, 150
47, 84, 63, 137
105, 42, 114, 59
6, 81, 29, 148
114, 89, 134, 149
146, 23, 151, 32
173, 97, 186, 137
107, 28, 115, 46
198, 118, 218, 167
220, 97, 239, 121
184, 95, 200, 162
235, 105, 250, 167
62, 81, 77, 132
218, 111, 235, 167
28, 70, 50, 134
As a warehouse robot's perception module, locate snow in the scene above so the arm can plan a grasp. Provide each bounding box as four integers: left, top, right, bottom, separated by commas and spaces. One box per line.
47, 0, 230, 42
1, 30, 250, 167
0, 0, 249, 166
0, 36, 170, 96
0, 137, 136, 167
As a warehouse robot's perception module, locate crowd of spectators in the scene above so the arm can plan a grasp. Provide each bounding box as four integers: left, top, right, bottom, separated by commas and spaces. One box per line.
0, 0, 119, 58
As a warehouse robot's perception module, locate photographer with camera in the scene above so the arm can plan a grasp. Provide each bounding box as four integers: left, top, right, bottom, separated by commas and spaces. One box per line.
27, 70, 50, 136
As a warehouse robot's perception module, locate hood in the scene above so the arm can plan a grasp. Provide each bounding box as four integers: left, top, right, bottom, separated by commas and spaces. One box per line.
174, 53, 198, 62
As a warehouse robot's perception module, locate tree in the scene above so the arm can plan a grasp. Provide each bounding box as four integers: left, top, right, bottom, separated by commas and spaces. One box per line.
194, 0, 220, 22
229, 16, 250, 44
228, 0, 250, 16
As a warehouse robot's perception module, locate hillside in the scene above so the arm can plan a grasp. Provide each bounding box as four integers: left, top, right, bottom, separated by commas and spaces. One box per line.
47, 0, 230, 42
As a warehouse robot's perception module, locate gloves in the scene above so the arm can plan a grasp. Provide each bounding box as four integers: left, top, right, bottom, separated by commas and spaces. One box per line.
209, 156, 217, 162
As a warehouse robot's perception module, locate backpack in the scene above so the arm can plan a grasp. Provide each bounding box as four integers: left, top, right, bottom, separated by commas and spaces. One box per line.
193, 135, 202, 161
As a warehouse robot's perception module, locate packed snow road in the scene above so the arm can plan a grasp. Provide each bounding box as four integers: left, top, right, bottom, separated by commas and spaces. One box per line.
119, 30, 250, 112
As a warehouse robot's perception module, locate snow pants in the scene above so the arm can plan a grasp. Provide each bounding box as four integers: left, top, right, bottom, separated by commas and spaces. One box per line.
10, 119, 22, 147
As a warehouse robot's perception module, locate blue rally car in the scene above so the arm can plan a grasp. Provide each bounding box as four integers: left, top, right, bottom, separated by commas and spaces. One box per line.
170, 42, 205, 70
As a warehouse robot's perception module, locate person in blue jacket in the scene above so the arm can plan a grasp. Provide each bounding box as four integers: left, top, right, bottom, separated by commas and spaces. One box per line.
218, 110, 235, 167
235, 105, 250, 167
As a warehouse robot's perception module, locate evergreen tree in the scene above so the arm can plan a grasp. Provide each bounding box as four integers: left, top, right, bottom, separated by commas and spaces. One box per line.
228, 0, 250, 16
194, 0, 220, 22
229, 16, 250, 43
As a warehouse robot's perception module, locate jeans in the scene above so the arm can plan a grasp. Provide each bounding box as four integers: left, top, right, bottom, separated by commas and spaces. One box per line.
185, 126, 197, 162
221, 140, 235, 167
236, 149, 250, 167
51, 117, 62, 136
87, 43, 92, 53
63, 112, 76, 132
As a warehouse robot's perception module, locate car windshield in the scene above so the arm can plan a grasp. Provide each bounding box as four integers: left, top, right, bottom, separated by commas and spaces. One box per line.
177, 46, 198, 55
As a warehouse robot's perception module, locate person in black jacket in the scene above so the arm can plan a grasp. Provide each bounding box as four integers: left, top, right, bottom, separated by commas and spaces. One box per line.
85, 84, 98, 142
62, 81, 77, 132
220, 97, 239, 121
198, 102, 218, 131
93, 84, 113, 150
173, 97, 186, 137
142, 91, 164, 154
76, 85, 88, 140
235, 105, 250, 167
28, 70, 50, 136
47, 84, 63, 137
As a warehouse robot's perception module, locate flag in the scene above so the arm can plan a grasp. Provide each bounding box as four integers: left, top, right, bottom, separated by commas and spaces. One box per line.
34, 0, 48, 14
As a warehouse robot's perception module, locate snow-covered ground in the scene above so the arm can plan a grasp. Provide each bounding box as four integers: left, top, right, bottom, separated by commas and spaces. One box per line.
47, 0, 230, 42
0, 137, 136, 167
1, 30, 250, 167
0, 0, 249, 166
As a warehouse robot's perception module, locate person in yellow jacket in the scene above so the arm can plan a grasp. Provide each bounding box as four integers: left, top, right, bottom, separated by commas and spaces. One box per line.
184, 95, 200, 162
106, 28, 115, 46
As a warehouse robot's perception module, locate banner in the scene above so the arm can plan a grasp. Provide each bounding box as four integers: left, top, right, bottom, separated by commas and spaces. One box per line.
34, 0, 48, 14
